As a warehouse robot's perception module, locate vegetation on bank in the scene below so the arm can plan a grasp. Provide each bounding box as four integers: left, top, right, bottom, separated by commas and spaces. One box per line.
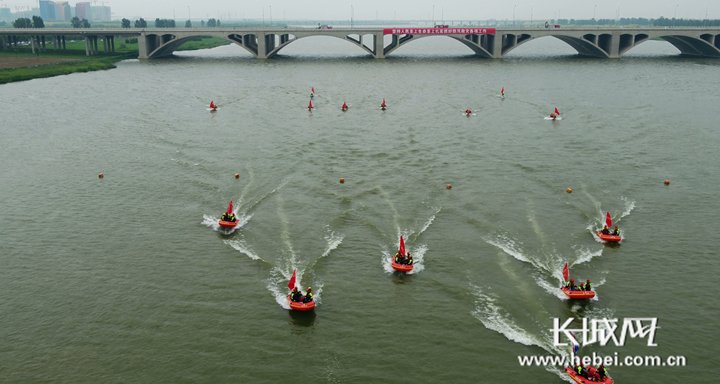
0, 37, 231, 85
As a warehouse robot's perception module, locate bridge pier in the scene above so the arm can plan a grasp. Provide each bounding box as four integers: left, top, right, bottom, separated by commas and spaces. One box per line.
84, 36, 90, 56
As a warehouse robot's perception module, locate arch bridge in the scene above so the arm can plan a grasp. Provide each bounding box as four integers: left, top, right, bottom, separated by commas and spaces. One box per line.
137, 27, 720, 59
2, 27, 720, 59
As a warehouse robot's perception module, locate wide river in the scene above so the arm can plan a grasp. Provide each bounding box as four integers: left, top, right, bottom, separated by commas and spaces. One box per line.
1, 35, 717, 383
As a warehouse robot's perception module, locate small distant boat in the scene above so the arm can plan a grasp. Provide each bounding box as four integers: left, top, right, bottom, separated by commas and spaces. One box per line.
391, 236, 414, 272
598, 212, 621, 242
308, 100, 314, 110
342, 101, 348, 111
310, 87, 315, 99
286, 269, 316, 311
564, 367, 613, 384
218, 200, 238, 227
500, 87, 505, 99
560, 263, 595, 299
381, 98, 387, 110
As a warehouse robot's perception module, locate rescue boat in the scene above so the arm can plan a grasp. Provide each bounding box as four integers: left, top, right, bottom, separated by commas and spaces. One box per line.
564, 366, 613, 384
597, 232, 621, 242
287, 294, 316, 311
218, 220, 238, 228
561, 287, 595, 299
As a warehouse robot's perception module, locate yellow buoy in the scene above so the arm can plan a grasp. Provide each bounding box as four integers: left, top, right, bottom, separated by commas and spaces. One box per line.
566, 188, 572, 193
664, 180, 670, 185
340, 178, 345, 183
446, 184, 452, 189
235, 173, 240, 179
98, 173, 104, 178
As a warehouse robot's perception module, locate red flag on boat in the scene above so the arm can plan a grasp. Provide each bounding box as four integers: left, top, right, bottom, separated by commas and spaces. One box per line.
288, 269, 297, 290
562, 263, 569, 281
399, 236, 406, 256
308, 100, 313, 109
210, 101, 215, 108
381, 99, 386, 107
606, 212, 612, 228
501, 87, 504, 94
311, 87, 315, 94
226, 200, 233, 215
342, 102, 348, 109
555, 107, 560, 115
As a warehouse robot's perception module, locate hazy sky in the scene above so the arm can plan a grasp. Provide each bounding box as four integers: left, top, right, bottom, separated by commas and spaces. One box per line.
18, 0, 718, 21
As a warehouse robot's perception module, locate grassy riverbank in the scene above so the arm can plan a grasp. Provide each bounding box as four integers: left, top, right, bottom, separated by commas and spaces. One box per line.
0, 37, 230, 85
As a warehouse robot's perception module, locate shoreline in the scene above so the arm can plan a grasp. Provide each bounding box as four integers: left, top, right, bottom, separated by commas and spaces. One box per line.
0, 37, 230, 85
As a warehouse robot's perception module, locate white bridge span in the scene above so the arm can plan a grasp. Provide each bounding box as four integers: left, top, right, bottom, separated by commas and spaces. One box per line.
2, 27, 720, 59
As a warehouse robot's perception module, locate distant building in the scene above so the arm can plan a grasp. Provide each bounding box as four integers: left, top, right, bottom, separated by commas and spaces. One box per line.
89, 5, 111, 21
75, 2, 90, 20
39, 0, 56, 21
0, 8, 12, 23
56, 1, 71, 22
53, 2, 61, 21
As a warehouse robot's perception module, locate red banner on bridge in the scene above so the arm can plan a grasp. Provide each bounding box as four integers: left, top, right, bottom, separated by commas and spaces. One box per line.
383, 28, 496, 35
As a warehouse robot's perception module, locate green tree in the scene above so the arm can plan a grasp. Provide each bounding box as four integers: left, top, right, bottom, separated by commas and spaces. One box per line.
200, 20, 205, 27
134, 18, 147, 28
81, 18, 90, 28
31, 15, 44, 28
207, 18, 216, 27
216, 19, 221, 27
13, 17, 32, 28
168, 19, 176, 28
185, 20, 192, 28
71, 16, 81, 28
121, 18, 131, 28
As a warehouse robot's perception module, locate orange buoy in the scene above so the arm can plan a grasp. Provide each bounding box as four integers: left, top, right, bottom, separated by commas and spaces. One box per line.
235, 173, 240, 179
446, 184, 452, 189
98, 173, 104, 178
340, 178, 345, 184
664, 180, 670, 185
566, 188, 572, 193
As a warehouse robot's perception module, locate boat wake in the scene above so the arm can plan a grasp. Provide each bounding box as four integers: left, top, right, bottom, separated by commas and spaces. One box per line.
202, 212, 252, 234
485, 233, 605, 298
380, 208, 439, 274
471, 284, 576, 382
201, 177, 290, 234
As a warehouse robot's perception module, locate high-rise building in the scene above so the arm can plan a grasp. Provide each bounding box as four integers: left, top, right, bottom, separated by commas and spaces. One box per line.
53, 2, 61, 21
89, 5, 111, 21
0, 7, 12, 22
56, 2, 71, 22
75, 2, 90, 20
39, 0, 55, 21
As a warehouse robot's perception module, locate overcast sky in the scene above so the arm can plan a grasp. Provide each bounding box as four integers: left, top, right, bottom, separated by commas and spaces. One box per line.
18, 0, 718, 21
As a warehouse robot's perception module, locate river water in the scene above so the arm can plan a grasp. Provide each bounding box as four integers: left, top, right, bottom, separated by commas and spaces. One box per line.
1, 36, 717, 383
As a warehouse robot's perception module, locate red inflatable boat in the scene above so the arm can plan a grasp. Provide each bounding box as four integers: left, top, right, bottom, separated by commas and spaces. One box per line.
391, 257, 414, 272
564, 366, 613, 383
597, 232, 621, 242
218, 220, 238, 228
561, 287, 596, 299
287, 294, 315, 311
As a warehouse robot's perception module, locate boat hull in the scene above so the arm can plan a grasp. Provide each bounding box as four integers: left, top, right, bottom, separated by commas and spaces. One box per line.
218, 220, 238, 228
597, 232, 621, 242
564, 367, 613, 384
391, 258, 414, 272
561, 287, 595, 299
287, 295, 315, 311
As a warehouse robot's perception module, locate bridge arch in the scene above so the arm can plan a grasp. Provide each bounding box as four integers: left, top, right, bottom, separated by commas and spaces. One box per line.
265, 34, 375, 59
499, 33, 612, 58
382, 34, 493, 58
